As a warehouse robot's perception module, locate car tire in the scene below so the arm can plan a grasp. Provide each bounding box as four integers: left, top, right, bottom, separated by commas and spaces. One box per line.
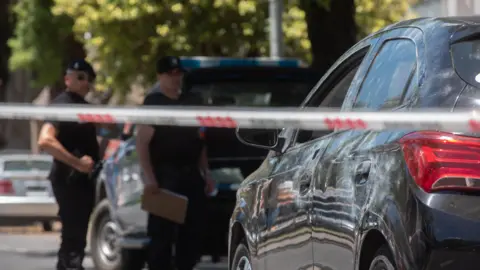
231, 242, 252, 270
90, 199, 122, 270
42, 221, 53, 232
90, 199, 145, 270
369, 245, 396, 270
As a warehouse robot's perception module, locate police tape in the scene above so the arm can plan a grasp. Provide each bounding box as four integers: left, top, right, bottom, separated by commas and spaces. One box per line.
1, 103, 480, 132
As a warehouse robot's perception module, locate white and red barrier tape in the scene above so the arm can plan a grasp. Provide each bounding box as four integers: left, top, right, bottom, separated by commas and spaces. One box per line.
1, 103, 480, 132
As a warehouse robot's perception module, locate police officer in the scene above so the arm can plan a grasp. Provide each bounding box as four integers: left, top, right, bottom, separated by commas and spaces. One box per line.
38, 59, 99, 270
136, 56, 215, 270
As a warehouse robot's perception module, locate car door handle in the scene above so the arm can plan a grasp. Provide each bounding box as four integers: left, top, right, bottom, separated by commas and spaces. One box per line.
300, 181, 311, 189
299, 181, 311, 194
355, 160, 371, 184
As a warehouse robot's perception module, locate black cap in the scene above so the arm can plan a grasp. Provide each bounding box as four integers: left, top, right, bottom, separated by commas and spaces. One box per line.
156, 56, 186, 74
67, 59, 96, 81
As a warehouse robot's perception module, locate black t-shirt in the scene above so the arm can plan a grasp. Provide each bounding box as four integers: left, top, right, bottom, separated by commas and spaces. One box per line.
143, 92, 205, 169
46, 91, 100, 183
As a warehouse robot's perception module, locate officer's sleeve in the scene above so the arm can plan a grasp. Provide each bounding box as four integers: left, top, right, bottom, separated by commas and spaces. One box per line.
142, 93, 160, 129
43, 95, 74, 134
142, 93, 158, 106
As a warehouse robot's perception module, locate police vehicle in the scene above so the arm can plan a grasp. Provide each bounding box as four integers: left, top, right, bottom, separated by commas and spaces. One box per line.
90, 57, 320, 270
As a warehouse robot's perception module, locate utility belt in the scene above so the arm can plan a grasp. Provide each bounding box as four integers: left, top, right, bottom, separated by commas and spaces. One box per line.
66, 150, 102, 185
67, 161, 103, 184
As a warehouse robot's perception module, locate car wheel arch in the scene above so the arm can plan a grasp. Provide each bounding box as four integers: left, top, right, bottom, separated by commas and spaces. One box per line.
358, 229, 390, 270
356, 210, 407, 270
95, 176, 107, 205
229, 221, 247, 269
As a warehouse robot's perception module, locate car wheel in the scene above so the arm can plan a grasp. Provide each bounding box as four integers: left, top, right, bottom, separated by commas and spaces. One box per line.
90, 199, 145, 270
369, 245, 396, 270
42, 221, 52, 232
90, 199, 122, 270
231, 243, 252, 270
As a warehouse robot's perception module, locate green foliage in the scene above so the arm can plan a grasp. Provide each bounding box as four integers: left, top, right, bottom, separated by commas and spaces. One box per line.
51, 0, 311, 94
8, 0, 74, 87
9, 0, 417, 95
356, 0, 418, 37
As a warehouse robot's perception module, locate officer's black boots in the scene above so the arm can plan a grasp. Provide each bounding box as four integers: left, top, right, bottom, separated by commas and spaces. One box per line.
56, 251, 85, 270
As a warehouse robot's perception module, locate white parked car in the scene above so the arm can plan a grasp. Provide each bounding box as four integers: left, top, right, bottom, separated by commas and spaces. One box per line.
0, 154, 57, 231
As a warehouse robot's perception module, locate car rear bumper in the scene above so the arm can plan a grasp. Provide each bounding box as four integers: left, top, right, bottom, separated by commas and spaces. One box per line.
426, 249, 480, 270
0, 196, 58, 221
416, 192, 480, 270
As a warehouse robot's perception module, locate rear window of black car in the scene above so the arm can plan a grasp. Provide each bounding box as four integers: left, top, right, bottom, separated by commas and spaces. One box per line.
451, 39, 480, 88
184, 67, 320, 107
189, 81, 314, 107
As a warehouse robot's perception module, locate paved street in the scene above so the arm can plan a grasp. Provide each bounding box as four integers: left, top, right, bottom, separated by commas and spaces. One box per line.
0, 231, 228, 270
0, 252, 96, 270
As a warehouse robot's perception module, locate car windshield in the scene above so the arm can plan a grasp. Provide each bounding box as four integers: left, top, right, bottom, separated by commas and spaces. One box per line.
3, 159, 52, 172
451, 39, 480, 88
189, 81, 313, 107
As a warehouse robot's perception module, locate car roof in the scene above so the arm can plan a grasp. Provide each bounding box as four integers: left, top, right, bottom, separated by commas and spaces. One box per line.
379, 16, 480, 38
339, 16, 480, 109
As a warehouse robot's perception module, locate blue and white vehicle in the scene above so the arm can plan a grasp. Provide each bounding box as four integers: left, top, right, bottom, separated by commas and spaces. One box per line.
89, 57, 319, 270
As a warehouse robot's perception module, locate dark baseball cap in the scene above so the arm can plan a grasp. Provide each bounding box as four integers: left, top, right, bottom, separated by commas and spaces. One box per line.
156, 56, 186, 74
66, 59, 96, 81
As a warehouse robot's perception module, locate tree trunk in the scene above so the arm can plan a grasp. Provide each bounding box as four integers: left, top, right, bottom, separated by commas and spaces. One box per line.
0, 0, 13, 149
301, 0, 357, 75
0, 0, 12, 102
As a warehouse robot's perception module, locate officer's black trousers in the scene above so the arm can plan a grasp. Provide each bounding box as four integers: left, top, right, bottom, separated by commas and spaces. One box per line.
52, 180, 95, 270
146, 187, 206, 270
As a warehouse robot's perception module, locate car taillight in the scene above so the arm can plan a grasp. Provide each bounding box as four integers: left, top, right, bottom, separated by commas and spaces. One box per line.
0, 179, 13, 194
399, 131, 480, 193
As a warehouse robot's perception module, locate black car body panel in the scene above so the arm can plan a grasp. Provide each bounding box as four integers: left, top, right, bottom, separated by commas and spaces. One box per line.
229, 16, 480, 270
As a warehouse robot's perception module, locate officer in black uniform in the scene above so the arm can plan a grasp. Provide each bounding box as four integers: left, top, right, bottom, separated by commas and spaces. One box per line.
38, 59, 99, 270
136, 56, 215, 270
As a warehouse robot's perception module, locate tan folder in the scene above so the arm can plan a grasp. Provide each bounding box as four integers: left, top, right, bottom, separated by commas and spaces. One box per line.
141, 189, 189, 224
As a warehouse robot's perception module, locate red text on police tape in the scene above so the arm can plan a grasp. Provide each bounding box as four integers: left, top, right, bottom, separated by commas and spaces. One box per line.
469, 119, 480, 131
196, 116, 237, 128
324, 118, 367, 130
77, 113, 115, 123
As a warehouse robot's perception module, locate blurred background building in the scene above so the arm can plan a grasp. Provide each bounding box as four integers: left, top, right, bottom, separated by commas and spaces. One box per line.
414, 0, 480, 17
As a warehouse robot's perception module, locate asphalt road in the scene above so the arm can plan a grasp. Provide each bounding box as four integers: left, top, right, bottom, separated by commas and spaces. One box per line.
0, 232, 228, 270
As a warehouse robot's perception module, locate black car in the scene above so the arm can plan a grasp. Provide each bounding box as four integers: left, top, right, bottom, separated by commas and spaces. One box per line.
229, 16, 480, 270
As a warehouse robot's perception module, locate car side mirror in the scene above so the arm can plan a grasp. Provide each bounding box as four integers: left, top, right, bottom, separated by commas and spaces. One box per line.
235, 128, 285, 152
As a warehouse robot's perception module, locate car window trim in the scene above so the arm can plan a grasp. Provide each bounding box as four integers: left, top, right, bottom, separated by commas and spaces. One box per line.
398, 62, 417, 105
283, 47, 371, 149
302, 47, 371, 109
351, 37, 417, 110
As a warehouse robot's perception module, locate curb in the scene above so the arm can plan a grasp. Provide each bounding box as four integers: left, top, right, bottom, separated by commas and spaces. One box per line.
0, 245, 91, 257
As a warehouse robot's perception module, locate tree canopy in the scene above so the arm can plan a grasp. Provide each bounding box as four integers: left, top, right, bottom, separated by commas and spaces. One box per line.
8, 0, 417, 98
8, 0, 74, 86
